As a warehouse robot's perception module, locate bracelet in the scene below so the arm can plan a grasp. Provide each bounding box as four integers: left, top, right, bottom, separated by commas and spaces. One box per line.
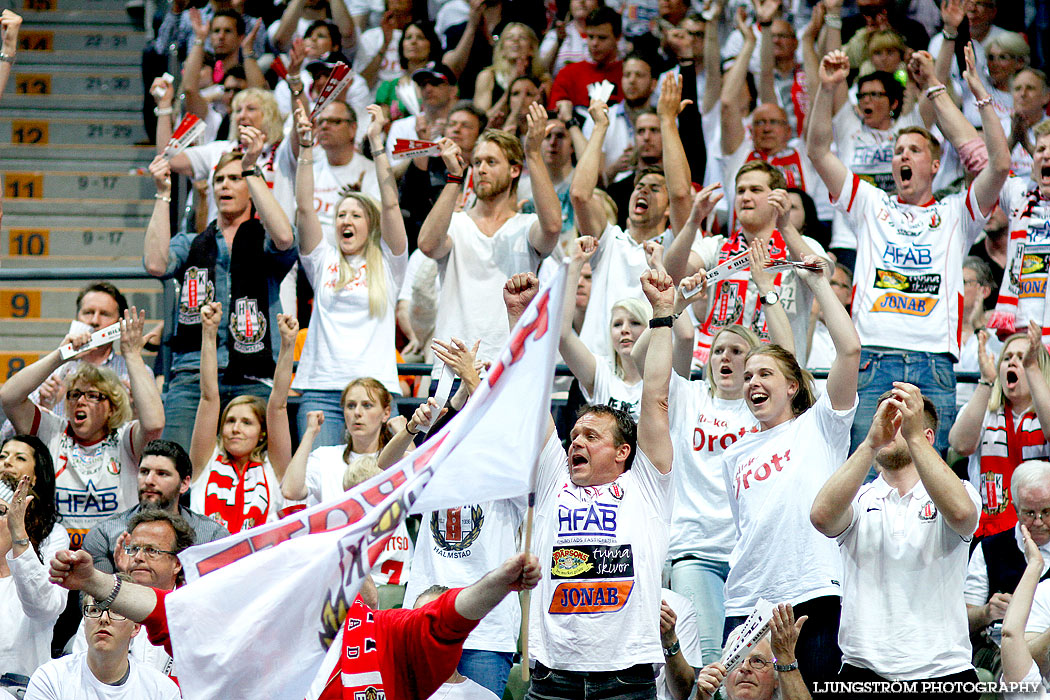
975, 96, 993, 109
823, 14, 842, 29
942, 28, 958, 40
291, 88, 304, 98
446, 173, 464, 185
925, 84, 947, 100
298, 157, 313, 164
154, 106, 173, 116
774, 660, 799, 672
370, 141, 385, 155
649, 315, 675, 328
241, 166, 263, 178
978, 379, 994, 387
96, 574, 122, 612
155, 193, 171, 202
0, 52, 15, 64
12, 536, 29, 546
192, 38, 204, 47
406, 423, 420, 436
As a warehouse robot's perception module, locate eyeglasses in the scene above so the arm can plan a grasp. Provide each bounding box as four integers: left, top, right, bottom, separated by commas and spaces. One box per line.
83, 605, 127, 621
741, 655, 775, 671
753, 118, 788, 127
1019, 507, 1050, 522
317, 117, 351, 126
66, 389, 107, 404
123, 544, 178, 559
858, 91, 889, 100
987, 53, 1018, 62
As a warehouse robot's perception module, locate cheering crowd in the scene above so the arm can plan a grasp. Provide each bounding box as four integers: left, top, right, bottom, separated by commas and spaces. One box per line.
3, 0, 1050, 696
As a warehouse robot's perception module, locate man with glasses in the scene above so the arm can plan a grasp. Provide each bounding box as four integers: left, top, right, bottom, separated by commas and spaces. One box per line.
811, 384, 981, 698
965, 461, 1050, 671
83, 440, 227, 576
25, 574, 181, 699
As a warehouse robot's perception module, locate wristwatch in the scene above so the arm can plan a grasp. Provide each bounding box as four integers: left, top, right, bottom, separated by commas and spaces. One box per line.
774, 660, 799, 672
241, 166, 263, 179
663, 640, 681, 657
761, 290, 780, 305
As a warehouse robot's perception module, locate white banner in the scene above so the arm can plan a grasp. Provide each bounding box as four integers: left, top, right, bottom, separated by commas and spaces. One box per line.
165, 265, 566, 700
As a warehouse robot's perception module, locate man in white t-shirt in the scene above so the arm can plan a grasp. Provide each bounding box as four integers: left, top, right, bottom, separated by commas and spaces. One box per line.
25, 578, 181, 700
504, 267, 675, 698
806, 49, 1011, 454
811, 384, 981, 695
386, 62, 459, 180
418, 105, 563, 379
352, 0, 412, 97
1005, 68, 1050, 180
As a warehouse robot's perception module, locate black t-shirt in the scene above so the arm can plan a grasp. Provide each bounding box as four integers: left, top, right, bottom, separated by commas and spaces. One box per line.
968, 235, 1005, 311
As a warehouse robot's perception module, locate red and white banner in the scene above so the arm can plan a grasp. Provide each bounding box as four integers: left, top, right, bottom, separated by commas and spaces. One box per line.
162, 114, 204, 161
165, 265, 566, 700
391, 138, 441, 160
309, 63, 352, 121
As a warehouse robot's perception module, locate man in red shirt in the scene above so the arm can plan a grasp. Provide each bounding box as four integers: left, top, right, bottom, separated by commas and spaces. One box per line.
49, 548, 540, 700
548, 7, 624, 110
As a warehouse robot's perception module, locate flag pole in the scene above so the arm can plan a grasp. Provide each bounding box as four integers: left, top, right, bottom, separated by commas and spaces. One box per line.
520, 490, 535, 682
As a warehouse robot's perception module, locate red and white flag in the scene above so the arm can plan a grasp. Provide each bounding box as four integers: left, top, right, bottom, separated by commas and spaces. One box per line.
165, 265, 566, 700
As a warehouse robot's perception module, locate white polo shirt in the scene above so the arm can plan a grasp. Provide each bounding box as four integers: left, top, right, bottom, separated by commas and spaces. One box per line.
836, 474, 980, 680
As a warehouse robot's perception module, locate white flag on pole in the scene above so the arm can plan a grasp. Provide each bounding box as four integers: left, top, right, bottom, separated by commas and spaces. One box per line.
165, 265, 566, 700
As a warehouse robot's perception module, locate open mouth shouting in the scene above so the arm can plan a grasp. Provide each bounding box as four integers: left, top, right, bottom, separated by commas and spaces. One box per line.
633, 194, 650, 216
899, 165, 913, 185
748, 389, 769, 407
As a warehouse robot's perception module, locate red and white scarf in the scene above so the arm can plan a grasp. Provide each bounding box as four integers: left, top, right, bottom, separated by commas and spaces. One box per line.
202, 454, 272, 533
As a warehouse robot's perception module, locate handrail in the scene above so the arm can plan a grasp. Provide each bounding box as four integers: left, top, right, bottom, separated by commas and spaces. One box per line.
0, 267, 155, 281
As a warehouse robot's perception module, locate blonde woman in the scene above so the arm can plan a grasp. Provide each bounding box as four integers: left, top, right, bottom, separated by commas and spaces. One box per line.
949, 321, 1050, 538
292, 102, 409, 445
473, 23, 551, 118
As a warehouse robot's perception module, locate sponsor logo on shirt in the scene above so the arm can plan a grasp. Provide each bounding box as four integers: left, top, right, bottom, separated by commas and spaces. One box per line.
870, 292, 938, 316
55, 480, 121, 519
557, 502, 619, 538
177, 267, 214, 324
548, 581, 634, 615
882, 242, 933, 268
918, 500, 938, 521
551, 544, 635, 579
229, 297, 267, 354
733, 450, 791, 497
873, 268, 941, 295
980, 472, 1010, 515
354, 687, 384, 700
430, 505, 484, 557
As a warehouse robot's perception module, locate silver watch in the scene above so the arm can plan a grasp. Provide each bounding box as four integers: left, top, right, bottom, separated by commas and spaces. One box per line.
762, 290, 780, 305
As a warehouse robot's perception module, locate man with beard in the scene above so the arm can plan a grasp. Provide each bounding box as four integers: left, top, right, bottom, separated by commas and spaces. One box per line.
810, 383, 981, 698
418, 103, 562, 380
82, 440, 228, 575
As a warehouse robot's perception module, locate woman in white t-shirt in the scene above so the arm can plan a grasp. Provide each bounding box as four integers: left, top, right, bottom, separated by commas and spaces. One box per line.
291, 103, 409, 446
188, 303, 297, 534
719, 254, 860, 688
0, 440, 69, 683
559, 236, 649, 419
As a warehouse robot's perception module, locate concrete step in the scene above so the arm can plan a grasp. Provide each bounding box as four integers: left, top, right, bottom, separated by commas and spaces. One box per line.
19, 9, 132, 25
2, 225, 145, 259
17, 26, 141, 53
3, 197, 154, 221
16, 48, 142, 67
3, 93, 142, 112
0, 143, 153, 162
12, 65, 139, 97
3, 170, 153, 200
4, 214, 151, 229
1, 117, 144, 146
0, 286, 164, 324
19, 0, 131, 11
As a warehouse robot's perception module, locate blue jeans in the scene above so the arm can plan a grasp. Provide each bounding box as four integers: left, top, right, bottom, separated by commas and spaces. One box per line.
458, 649, 514, 697
161, 369, 272, 450
525, 663, 656, 700
850, 349, 957, 457
670, 556, 730, 666
296, 389, 347, 448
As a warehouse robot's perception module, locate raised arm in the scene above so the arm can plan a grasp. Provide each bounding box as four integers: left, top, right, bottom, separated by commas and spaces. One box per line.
747, 240, 794, 355
895, 382, 979, 536
1021, 321, 1050, 443
0, 333, 90, 434
800, 254, 859, 409
700, 3, 723, 114
658, 73, 694, 235
959, 43, 1011, 215
523, 103, 563, 257
503, 272, 554, 440
179, 9, 211, 119
366, 104, 407, 256
240, 21, 267, 89
416, 138, 464, 260
769, 188, 824, 269
359, 13, 396, 90
719, 8, 757, 156
806, 52, 850, 199
0, 11, 21, 105
144, 155, 174, 276
1004, 525, 1045, 682
948, 330, 996, 455
811, 399, 899, 536
188, 302, 223, 484
282, 410, 320, 501
293, 105, 325, 255
755, 0, 780, 106
49, 550, 159, 624
569, 99, 611, 239
638, 269, 675, 473
271, 0, 306, 53
932, 0, 964, 107
118, 308, 165, 456
442, 0, 484, 78
240, 126, 294, 251
266, 314, 298, 481
664, 184, 723, 282
560, 237, 600, 394
454, 553, 541, 619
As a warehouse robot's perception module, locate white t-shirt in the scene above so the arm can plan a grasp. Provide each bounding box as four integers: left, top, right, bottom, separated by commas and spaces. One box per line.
1027, 579, 1050, 634
668, 375, 758, 563
834, 170, 988, 359
955, 331, 1003, 408
352, 27, 404, 96
529, 434, 673, 671
432, 211, 541, 377
578, 223, 672, 358
386, 114, 420, 163
1005, 661, 1048, 700
34, 408, 139, 549
274, 140, 381, 244
581, 102, 639, 175
25, 652, 181, 700
720, 137, 832, 222
72, 617, 175, 682
292, 239, 408, 394
654, 587, 704, 700
581, 360, 642, 421
184, 139, 280, 224
428, 677, 500, 700
721, 390, 857, 616
836, 475, 980, 679
1, 526, 70, 678
829, 104, 924, 250
404, 498, 526, 653
996, 178, 1050, 334
1010, 118, 1050, 181
189, 449, 284, 533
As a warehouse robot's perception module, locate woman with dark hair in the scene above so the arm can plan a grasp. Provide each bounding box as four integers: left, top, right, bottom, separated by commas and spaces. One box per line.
1, 436, 69, 680
784, 187, 829, 253
719, 254, 860, 687
376, 20, 442, 121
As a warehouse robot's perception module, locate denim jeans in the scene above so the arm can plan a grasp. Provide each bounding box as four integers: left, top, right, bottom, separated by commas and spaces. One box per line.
161, 369, 272, 450
525, 663, 656, 700
850, 349, 957, 457
457, 649, 514, 697
296, 389, 348, 448
724, 595, 841, 691
670, 556, 730, 666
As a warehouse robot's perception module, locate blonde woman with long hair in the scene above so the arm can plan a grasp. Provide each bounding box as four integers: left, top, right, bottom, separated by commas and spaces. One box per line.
292, 102, 409, 445
474, 23, 551, 118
